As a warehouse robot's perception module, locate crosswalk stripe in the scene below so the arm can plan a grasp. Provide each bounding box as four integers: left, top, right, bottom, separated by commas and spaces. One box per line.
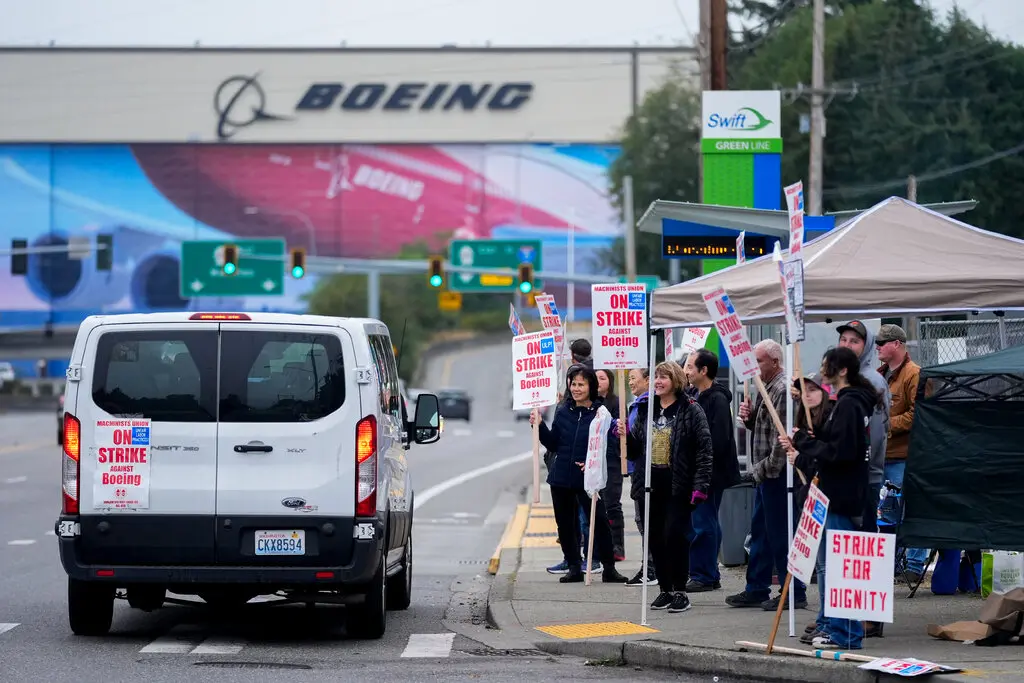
139, 625, 203, 653
191, 637, 245, 655
401, 633, 455, 658
0, 623, 19, 636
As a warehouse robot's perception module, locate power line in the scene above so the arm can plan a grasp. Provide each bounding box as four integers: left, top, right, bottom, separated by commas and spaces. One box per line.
824, 140, 1024, 198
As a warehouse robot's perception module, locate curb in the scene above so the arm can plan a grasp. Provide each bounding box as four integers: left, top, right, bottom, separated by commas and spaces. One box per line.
488, 503, 529, 575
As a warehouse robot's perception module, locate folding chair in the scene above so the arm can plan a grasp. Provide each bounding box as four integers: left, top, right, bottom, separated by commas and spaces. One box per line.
877, 481, 935, 598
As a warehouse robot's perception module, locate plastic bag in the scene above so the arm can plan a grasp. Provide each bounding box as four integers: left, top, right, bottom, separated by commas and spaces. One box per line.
981, 550, 1024, 598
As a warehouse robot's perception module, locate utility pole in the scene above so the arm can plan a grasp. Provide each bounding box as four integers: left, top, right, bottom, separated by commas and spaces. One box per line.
808, 0, 826, 216
907, 175, 918, 203
710, 0, 728, 90
623, 175, 637, 283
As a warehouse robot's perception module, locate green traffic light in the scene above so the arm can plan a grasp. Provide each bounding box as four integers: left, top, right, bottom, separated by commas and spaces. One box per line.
429, 274, 443, 287
292, 266, 305, 278
519, 281, 532, 294
223, 262, 237, 275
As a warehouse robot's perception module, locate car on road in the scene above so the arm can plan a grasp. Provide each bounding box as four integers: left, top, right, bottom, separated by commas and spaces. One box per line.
437, 388, 472, 421
55, 311, 442, 640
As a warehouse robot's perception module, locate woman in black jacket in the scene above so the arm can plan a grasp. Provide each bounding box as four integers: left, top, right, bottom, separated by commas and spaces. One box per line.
531, 364, 628, 584
625, 361, 714, 614
780, 347, 880, 651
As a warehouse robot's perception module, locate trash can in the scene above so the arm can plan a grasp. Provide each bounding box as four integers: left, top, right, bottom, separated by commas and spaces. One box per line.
719, 483, 755, 567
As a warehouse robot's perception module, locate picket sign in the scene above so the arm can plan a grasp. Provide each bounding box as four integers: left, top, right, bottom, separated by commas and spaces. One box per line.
512, 330, 557, 504
664, 328, 674, 361
508, 303, 526, 336
788, 483, 830, 585
825, 530, 896, 623
680, 327, 710, 354
736, 231, 747, 264
582, 406, 612, 586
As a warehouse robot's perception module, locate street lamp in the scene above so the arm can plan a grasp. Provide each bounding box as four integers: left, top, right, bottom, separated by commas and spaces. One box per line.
243, 206, 318, 256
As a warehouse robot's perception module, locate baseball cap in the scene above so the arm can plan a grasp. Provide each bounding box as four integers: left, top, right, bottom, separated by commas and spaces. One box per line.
793, 372, 825, 391
836, 320, 868, 341
876, 324, 907, 344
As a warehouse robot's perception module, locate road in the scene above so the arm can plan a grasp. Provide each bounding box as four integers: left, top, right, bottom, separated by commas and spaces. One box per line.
0, 342, 726, 682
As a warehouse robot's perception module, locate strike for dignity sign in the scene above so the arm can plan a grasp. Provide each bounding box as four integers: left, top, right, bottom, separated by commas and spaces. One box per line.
93, 418, 152, 509
591, 283, 648, 369
825, 530, 896, 623
512, 330, 558, 410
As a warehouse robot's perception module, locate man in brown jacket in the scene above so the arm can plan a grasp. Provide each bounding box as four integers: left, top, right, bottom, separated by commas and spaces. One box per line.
876, 324, 927, 581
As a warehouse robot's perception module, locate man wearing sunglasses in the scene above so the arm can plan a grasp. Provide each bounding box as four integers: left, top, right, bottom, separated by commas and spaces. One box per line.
876, 324, 926, 584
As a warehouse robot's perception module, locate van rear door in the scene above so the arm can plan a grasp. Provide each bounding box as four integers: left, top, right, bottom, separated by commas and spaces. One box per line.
214, 323, 358, 567
76, 322, 220, 565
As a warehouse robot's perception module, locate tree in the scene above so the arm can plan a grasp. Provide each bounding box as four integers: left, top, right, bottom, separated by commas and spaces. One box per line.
601, 63, 703, 281
728, 0, 1024, 238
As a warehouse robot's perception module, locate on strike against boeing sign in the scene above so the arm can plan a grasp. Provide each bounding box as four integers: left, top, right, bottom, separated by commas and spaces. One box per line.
591, 283, 648, 370
512, 330, 557, 410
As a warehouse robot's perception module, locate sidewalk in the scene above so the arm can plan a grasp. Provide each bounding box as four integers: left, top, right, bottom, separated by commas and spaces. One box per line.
487, 484, 1024, 682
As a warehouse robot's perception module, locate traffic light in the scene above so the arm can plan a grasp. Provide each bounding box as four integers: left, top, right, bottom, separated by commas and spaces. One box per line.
517, 262, 534, 294
10, 239, 27, 276
222, 244, 238, 275
96, 234, 113, 271
289, 248, 306, 278
428, 256, 444, 288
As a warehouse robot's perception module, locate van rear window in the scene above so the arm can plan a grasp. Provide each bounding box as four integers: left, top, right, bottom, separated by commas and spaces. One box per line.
92, 331, 217, 422
219, 331, 345, 423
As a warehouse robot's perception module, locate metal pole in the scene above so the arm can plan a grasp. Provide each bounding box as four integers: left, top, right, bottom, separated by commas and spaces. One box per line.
624, 175, 637, 283
640, 330, 657, 626
808, 0, 826, 216
784, 342, 795, 637
367, 269, 380, 320
997, 315, 1009, 350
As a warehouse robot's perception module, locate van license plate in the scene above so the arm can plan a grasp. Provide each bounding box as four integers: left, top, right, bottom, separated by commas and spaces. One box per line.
255, 530, 305, 556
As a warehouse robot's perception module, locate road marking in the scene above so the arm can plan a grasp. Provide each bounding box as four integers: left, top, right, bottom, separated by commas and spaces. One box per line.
139, 626, 203, 654
489, 504, 530, 574
451, 512, 480, 519
191, 637, 245, 655
451, 428, 472, 437
3, 476, 27, 484
496, 430, 516, 438
0, 623, 19, 636
401, 633, 455, 658
439, 356, 454, 387
416, 451, 532, 508
7, 539, 37, 546
44, 530, 55, 536
0, 440, 51, 456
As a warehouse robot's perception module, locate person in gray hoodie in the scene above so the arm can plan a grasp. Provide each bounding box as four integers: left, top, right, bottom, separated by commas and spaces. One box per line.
835, 321, 891, 533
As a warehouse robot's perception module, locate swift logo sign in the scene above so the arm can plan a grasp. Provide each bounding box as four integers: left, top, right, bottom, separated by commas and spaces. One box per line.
214, 74, 534, 140
701, 90, 782, 149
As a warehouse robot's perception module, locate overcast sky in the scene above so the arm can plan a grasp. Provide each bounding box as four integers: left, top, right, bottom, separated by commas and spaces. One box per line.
2, 0, 1020, 48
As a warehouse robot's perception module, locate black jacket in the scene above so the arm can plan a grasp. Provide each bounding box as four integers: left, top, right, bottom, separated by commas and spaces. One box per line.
695, 382, 741, 492
603, 394, 622, 476
792, 385, 875, 518
625, 391, 714, 500
539, 397, 610, 490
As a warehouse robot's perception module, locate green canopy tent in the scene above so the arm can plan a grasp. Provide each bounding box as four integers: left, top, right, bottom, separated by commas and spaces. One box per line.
900, 344, 1024, 550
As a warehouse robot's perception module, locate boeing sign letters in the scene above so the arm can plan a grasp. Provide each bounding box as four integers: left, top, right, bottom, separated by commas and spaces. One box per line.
296, 82, 534, 112
214, 74, 534, 140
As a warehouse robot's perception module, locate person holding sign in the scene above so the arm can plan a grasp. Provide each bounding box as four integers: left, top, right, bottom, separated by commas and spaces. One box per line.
625, 362, 714, 614
787, 373, 836, 514
596, 369, 626, 562
531, 364, 629, 585
779, 347, 881, 651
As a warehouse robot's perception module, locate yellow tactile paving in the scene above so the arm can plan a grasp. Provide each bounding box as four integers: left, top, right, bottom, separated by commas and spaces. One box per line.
525, 515, 559, 536
535, 621, 660, 640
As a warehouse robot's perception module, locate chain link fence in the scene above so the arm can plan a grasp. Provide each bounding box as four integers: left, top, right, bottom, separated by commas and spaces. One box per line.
914, 319, 1024, 367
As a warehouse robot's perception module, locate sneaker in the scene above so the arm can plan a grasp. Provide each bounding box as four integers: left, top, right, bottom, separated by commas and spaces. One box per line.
651, 591, 674, 610
811, 634, 861, 651
799, 628, 825, 645
685, 579, 719, 592
761, 594, 808, 611
581, 559, 603, 573
725, 591, 767, 608
546, 561, 570, 575
613, 552, 626, 562
625, 570, 658, 587
803, 621, 818, 635
667, 593, 692, 613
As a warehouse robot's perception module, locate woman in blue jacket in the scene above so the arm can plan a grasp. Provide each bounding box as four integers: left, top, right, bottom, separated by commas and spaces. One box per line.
531, 364, 629, 584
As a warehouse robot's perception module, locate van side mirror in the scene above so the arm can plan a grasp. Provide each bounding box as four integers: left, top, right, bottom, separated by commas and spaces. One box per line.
412, 393, 441, 445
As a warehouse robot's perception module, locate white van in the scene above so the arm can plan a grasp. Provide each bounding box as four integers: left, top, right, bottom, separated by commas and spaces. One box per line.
55, 312, 441, 640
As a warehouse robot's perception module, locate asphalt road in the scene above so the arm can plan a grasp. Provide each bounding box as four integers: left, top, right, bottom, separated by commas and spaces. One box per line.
0, 343, 729, 682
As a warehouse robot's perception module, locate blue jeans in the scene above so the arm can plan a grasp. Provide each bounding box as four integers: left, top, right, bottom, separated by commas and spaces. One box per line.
816, 513, 865, 649
883, 461, 928, 574
688, 488, 724, 584
745, 476, 806, 603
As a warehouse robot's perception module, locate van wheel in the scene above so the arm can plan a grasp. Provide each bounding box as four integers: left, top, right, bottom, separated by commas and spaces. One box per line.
387, 533, 413, 611
68, 578, 114, 636
349, 553, 387, 639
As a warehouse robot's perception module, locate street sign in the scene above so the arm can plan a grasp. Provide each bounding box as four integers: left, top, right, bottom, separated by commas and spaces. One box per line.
180, 239, 285, 298
618, 275, 662, 292
448, 239, 543, 293
438, 291, 463, 312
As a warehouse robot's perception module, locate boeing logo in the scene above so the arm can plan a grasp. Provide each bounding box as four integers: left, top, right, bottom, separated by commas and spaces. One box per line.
214, 74, 534, 140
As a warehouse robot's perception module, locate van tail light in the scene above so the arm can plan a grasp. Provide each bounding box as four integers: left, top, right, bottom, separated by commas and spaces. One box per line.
62, 413, 81, 515
355, 415, 377, 517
